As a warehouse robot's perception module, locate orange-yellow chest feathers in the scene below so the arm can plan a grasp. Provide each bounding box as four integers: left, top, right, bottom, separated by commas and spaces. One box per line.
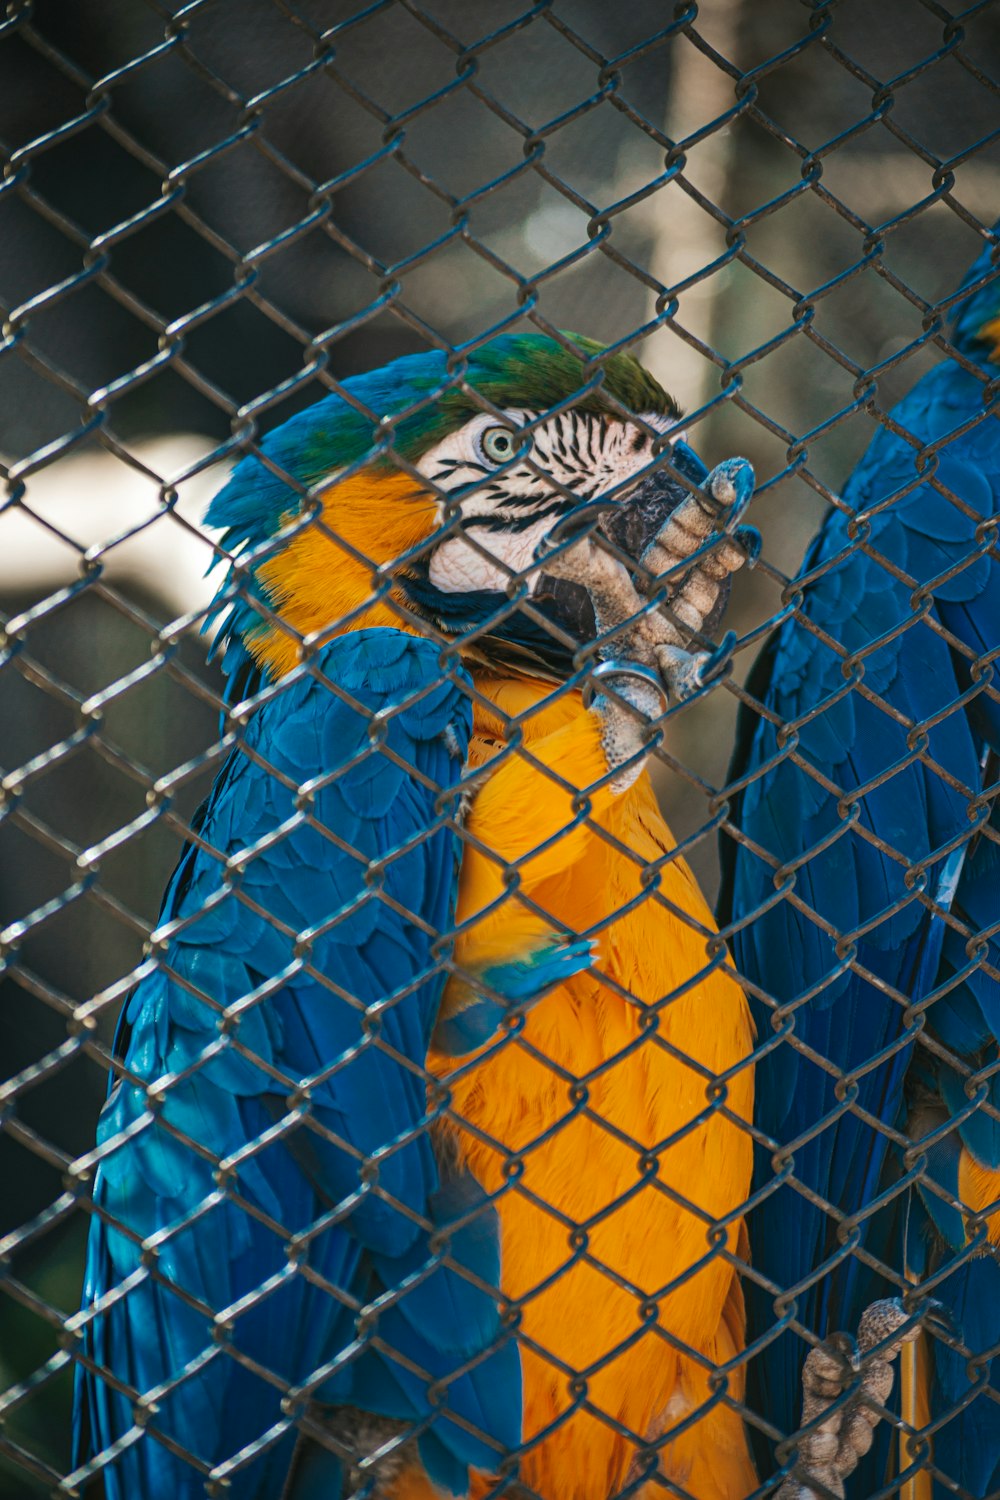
250, 468, 438, 678
428, 682, 757, 1500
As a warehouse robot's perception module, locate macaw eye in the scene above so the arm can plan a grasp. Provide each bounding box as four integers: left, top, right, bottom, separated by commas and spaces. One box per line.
479, 426, 521, 466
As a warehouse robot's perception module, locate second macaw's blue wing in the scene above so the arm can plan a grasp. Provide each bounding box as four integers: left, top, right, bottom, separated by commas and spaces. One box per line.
76, 629, 521, 1499
723, 505, 980, 1478
721, 235, 1000, 1493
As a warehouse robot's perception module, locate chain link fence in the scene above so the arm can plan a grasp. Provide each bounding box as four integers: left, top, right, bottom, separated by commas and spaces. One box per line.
1, 2, 998, 1497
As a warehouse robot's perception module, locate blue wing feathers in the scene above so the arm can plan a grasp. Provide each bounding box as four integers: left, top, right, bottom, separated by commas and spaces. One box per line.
724, 242, 1000, 1494
77, 629, 520, 1497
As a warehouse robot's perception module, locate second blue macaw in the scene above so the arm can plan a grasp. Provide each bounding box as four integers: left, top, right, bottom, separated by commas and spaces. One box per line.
721, 230, 1000, 1495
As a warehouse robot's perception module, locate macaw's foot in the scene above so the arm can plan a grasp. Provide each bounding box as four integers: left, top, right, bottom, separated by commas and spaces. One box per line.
637, 457, 758, 636
655, 630, 738, 704
777, 1297, 947, 1500
538, 455, 756, 671
536, 458, 755, 784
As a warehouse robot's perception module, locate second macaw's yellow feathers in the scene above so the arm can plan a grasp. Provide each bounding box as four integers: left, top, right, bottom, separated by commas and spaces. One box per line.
958, 1149, 1000, 1245
428, 678, 757, 1500
978, 314, 1000, 364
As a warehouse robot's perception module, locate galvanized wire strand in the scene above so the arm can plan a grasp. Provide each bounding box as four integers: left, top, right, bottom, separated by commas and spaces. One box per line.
1, 2, 999, 1497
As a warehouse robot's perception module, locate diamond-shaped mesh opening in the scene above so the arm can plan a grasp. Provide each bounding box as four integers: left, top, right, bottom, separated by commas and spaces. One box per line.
2, 3, 999, 1498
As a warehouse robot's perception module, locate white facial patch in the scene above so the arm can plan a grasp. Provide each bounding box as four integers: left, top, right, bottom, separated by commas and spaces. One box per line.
427, 516, 555, 595
416, 406, 681, 595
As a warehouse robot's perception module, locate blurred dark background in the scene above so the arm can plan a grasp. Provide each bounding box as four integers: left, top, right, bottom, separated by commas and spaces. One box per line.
1, 1, 999, 1490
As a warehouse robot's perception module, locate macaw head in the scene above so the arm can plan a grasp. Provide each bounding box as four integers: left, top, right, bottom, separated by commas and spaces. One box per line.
206, 332, 715, 682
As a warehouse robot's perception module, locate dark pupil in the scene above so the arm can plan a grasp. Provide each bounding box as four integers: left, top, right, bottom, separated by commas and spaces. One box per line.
492, 432, 511, 454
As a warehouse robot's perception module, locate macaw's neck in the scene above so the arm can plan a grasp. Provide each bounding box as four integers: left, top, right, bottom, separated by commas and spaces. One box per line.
467, 671, 587, 763
247, 468, 438, 679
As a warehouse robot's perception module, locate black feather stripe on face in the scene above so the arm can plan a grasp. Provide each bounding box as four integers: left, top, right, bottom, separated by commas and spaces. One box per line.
427, 408, 658, 516
404, 405, 707, 680
457, 504, 568, 534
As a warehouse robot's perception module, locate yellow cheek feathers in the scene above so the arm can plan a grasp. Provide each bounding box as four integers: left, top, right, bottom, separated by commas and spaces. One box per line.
249, 468, 440, 678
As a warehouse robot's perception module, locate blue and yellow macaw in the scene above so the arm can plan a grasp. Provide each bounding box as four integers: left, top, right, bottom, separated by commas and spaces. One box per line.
74, 334, 764, 1499
720, 234, 1000, 1495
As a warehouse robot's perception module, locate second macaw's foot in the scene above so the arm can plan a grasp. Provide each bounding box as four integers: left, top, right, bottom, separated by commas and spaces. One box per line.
777, 1297, 949, 1500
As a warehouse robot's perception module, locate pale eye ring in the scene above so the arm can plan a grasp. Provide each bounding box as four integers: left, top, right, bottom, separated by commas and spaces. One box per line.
479, 426, 521, 466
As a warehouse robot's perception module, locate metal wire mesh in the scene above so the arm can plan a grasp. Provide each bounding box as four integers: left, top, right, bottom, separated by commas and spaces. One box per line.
1, 2, 999, 1497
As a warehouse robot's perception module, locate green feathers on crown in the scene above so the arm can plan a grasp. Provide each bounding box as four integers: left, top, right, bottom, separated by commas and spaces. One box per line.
205, 333, 677, 548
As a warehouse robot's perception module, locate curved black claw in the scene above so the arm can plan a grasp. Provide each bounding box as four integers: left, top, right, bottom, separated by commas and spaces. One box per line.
654, 630, 737, 705
733, 524, 762, 567
699, 629, 737, 686
915, 1296, 961, 1341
